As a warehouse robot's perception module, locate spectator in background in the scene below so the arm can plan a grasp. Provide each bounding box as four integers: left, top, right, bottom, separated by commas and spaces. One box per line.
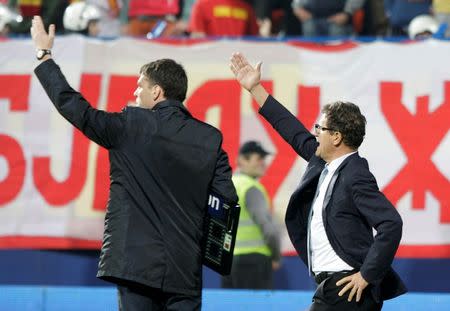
181, 0, 196, 23
63, 2, 101, 37
292, 0, 365, 37
121, 0, 180, 37
0, 3, 22, 36
189, 0, 258, 37
222, 141, 281, 290
384, 0, 431, 36
408, 14, 438, 39
7, 0, 68, 34
77, 0, 122, 37
433, 0, 450, 37
359, 0, 389, 36
245, 0, 302, 37
172, 0, 196, 36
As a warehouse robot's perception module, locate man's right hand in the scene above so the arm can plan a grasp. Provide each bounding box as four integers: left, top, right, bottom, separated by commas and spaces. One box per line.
230, 52, 269, 107
30, 16, 55, 50
230, 52, 262, 92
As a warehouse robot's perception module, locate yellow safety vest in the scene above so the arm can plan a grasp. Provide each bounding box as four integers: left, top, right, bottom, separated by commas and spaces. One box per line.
434, 0, 450, 14
233, 174, 272, 257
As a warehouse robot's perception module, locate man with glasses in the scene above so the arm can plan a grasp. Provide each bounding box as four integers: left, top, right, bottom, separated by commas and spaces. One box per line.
230, 52, 406, 310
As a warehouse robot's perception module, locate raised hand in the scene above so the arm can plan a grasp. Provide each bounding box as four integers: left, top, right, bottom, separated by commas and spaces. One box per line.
30, 16, 55, 50
230, 52, 262, 92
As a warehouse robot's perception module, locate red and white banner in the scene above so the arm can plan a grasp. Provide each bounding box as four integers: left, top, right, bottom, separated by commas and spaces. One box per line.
0, 36, 449, 257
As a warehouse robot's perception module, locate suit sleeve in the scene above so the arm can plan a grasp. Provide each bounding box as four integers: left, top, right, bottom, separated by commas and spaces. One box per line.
259, 95, 318, 161
352, 167, 403, 284
209, 143, 238, 204
34, 59, 126, 149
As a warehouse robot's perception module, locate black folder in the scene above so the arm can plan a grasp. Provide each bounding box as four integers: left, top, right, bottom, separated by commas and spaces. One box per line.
202, 193, 240, 275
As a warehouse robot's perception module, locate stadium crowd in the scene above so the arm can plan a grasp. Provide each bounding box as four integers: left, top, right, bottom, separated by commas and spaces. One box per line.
0, 0, 449, 39
0, 0, 450, 39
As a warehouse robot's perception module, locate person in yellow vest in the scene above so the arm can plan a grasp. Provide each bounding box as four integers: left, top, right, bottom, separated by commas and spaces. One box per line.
222, 140, 281, 289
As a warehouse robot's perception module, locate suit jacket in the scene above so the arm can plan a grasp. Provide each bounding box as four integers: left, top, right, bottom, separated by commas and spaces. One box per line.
259, 95, 407, 301
35, 60, 238, 296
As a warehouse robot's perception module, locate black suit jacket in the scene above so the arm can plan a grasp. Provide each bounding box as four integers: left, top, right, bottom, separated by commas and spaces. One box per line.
259, 95, 407, 301
35, 60, 238, 296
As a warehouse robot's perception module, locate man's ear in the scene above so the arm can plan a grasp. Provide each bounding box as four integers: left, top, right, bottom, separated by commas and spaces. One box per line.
153, 85, 164, 101
333, 131, 344, 147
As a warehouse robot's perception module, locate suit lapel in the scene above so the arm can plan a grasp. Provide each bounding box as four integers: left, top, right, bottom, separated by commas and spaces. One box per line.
296, 156, 326, 193
321, 152, 359, 225
322, 172, 339, 226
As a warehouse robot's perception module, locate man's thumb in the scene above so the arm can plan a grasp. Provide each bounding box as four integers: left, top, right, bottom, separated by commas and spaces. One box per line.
256, 61, 262, 73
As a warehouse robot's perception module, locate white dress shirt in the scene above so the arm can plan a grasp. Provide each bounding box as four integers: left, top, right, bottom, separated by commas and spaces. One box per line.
311, 152, 356, 273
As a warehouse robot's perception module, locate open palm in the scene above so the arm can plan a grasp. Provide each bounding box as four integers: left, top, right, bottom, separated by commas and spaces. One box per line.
230, 53, 262, 92
30, 16, 55, 50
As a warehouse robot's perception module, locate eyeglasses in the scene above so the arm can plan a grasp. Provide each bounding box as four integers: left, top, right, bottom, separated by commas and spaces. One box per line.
314, 124, 336, 134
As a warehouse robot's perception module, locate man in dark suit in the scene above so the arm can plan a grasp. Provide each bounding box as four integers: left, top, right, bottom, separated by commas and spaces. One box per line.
230, 52, 407, 310
30, 16, 238, 311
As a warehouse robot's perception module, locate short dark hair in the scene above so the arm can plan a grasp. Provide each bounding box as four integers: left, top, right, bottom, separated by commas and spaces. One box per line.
140, 59, 188, 102
322, 101, 366, 149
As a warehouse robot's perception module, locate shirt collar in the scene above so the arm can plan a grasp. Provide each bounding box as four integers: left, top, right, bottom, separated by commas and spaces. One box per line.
325, 151, 357, 174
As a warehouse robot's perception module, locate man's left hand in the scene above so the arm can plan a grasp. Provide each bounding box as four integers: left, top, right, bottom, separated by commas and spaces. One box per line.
336, 272, 369, 302
30, 15, 55, 50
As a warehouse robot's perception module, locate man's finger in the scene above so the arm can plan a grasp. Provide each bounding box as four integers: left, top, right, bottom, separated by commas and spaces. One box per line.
33, 16, 45, 32
348, 286, 357, 302
230, 59, 241, 73
356, 287, 363, 302
255, 61, 262, 73
336, 275, 351, 286
234, 53, 247, 69
338, 282, 353, 297
231, 54, 242, 70
48, 24, 55, 39
237, 52, 250, 66
229, 63, 238, 76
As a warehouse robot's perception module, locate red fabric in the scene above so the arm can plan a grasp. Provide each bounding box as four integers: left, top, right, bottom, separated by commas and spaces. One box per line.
18, 0, 42, 17
189, 0, 258, 36
128, 0, 180, 17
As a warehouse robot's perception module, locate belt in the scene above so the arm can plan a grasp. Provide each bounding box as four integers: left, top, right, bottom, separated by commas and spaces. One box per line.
314, 270, 353, 285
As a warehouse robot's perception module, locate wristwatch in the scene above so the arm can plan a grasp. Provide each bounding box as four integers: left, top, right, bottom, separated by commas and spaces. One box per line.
36, 49, 52, 60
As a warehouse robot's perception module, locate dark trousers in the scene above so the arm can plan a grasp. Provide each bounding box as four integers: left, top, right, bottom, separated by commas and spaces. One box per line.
221, 253, 273, 289
118, 283, 201, 311
310, 272, 383, 311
